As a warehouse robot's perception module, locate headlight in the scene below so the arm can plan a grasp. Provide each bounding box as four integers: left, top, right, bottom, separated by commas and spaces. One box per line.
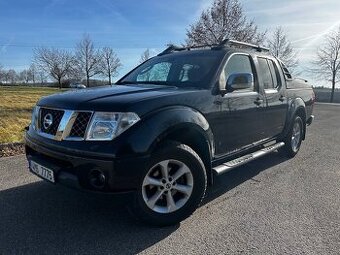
86, 112, 140, 141
31, 106, 40, 130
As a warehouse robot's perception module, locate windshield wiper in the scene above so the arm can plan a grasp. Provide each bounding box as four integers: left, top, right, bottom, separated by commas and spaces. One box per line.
115, 81, 139, 85
116, 81, 176, 86
136, 81, 175, 86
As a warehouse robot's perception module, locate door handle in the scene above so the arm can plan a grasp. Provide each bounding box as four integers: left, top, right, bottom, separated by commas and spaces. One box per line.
279, 95, 286, 102
254, 98, 264, 106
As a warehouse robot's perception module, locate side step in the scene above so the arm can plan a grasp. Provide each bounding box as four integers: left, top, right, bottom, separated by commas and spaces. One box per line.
213, 142, 285, 175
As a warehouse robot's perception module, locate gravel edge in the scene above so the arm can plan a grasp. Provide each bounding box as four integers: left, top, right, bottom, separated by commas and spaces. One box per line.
0, 142, 25, 158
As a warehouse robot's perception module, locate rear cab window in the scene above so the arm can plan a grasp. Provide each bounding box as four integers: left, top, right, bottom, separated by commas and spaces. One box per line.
280, 61, 293, 80
257, 57, 283, 91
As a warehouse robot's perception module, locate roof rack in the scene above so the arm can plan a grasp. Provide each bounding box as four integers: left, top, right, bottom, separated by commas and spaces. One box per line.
157, 39, 269, 56
158, 44, 214, 56
217, 39, 270, 52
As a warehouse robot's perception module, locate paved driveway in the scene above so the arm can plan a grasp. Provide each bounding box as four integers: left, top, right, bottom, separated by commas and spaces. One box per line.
0, 103, 339, 254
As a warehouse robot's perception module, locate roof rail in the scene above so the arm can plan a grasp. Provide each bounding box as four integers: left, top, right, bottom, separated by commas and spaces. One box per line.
217, 39, 270, 52
157, 39, 269, 56
158, 44, 215, 56
158, 45, 185, 56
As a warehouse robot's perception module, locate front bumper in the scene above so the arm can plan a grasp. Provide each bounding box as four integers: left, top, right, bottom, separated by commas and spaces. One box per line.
306, 115, 314, 126
25, 132, 150, 193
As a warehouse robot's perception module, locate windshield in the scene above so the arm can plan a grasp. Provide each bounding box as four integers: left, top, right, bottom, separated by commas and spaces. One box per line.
118, 51, 224, 88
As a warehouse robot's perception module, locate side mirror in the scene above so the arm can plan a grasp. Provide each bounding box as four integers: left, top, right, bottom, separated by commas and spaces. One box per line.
226, 73, 254, 92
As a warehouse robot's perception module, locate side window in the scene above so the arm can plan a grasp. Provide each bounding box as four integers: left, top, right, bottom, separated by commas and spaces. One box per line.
224, 54, 254, 90
258, 58, 274, 89
137, 62, 171, 82
281, 62, 292, 79
267, 59, 282, 88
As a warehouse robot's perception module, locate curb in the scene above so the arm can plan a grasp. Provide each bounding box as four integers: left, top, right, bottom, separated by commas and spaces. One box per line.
315, 102, 340, 106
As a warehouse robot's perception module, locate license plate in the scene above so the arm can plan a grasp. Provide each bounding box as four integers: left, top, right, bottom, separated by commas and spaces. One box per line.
29, 160, 55, 183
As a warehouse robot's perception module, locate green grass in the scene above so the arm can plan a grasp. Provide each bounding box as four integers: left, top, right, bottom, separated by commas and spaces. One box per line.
0, 86, 66, 143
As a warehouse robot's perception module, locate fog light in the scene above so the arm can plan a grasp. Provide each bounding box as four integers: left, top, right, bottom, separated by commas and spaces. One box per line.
88, 169, 106, 189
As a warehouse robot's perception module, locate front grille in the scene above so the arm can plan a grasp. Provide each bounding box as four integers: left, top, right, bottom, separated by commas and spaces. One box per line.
69, 112, 92, 138
40, 108, 64, 135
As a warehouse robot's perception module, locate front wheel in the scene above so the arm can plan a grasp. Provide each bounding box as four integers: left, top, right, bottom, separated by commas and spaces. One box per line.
281, 116, 304, 158
128, 142, 207, 226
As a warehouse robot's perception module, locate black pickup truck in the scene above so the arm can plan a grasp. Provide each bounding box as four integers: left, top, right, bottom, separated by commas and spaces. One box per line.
25, 40, 315, 226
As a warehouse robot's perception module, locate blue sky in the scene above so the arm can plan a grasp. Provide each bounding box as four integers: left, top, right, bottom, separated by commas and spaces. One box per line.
1, 0, 340, 85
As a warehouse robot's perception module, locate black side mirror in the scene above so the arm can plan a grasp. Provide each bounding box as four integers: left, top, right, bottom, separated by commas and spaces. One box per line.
226, 73, 254, 93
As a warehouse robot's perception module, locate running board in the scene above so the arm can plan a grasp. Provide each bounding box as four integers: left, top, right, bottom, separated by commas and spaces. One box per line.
213, 142, 285, 175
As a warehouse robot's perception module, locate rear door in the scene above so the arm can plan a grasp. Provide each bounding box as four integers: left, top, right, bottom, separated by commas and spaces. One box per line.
213, 53, 268, 156
257, 57, 288, 138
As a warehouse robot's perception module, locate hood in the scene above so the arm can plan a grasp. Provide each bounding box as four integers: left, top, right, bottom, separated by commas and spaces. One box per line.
37, 84, 211, 114
38, 84, 178, 108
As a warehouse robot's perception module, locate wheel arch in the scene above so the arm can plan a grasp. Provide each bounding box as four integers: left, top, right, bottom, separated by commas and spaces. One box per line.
282, 97, 307, 140
152, 124, 214, 186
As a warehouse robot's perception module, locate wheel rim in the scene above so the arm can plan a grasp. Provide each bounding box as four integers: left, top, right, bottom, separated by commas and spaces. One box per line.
291, 120, 302, 152
142, 159, 194, 214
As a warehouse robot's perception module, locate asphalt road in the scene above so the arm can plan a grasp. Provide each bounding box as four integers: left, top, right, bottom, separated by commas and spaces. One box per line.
1, 103, 340, 255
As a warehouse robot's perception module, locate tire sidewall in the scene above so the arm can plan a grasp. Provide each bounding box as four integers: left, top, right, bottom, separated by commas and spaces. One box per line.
285, 116, 304, 157
132, 142, 207, 226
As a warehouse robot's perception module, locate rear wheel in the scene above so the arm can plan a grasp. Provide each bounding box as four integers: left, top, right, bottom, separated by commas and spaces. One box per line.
128, 142, 207, 226
281, 116, 304, 158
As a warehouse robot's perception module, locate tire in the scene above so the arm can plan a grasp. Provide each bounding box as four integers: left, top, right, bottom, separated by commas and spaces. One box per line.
128, 141, 207, 226
281, 116, 304, 158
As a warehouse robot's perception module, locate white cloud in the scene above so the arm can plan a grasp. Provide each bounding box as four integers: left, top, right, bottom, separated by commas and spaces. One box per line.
241, 0, 340, 86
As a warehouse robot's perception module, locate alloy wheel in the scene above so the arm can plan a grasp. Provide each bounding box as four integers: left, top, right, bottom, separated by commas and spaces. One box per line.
142, 159, 194, 214
291, 120, 302, 152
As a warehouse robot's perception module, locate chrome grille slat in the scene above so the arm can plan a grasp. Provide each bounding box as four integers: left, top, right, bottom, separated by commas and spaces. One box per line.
69, 112, 92, 138
37, 108, 93, 141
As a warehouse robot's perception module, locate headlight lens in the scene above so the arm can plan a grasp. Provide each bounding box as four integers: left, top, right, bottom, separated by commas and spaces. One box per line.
86, 112, 140, 141
31, 106, 40, 130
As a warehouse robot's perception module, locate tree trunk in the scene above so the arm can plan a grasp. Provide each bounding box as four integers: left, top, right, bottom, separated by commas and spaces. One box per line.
331, 73, 336, 103
58, 78, 62, 89
86, 74, 90, 87
109, 73, 112, 85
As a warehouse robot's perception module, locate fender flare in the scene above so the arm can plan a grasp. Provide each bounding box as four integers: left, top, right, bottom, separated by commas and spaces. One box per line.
281, 97, 307, 140
127, 106, 214, 157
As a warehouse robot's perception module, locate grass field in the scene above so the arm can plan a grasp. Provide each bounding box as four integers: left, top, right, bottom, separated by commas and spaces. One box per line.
0, 86, 65, 143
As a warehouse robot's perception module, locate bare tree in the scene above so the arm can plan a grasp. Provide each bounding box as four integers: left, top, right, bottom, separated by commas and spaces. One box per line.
28, 63, 37, 84
268, 26, 298, 71
312, 26, 340, 103
0, 64, 3, 84
19, 69, 30, 84
186, 0, 266, 46
139, 49, 150, 64
38, 70, 48, 86
99, 47, 121, 85
3, 69, 10, 84
34, 47, 74, 88
75, 34, 101, 87
7, 69, 17, 85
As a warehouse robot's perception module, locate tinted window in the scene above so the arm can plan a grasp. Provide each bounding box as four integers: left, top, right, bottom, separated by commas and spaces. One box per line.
225, 54, 253, 78
258, 58, 274, 89
137, 62, 171, 82
280, 62, 292, 79
224, 54, 254, 91
119, 52, 224, 88
267, 59, 281, 88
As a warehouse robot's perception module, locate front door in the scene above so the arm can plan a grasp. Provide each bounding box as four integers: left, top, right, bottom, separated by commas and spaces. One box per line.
212, 54, 268, 156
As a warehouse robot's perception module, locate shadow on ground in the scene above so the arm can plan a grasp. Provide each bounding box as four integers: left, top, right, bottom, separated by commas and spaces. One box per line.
205, 151, 288, 204
0, 152, 288, 254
